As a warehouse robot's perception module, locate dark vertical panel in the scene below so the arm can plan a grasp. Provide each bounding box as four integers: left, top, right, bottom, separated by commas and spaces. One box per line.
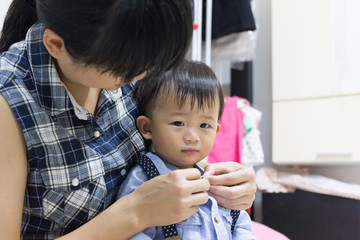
230, 61, 253, 103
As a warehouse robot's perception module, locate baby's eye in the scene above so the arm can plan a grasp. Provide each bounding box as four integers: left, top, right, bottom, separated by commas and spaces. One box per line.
200, 123, 210, 128
173, 121, 184, 126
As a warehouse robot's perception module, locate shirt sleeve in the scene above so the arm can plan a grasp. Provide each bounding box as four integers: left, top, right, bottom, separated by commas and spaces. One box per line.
116, 165, 164, 240
127, 227, 160, 240
117, 165, 148, 198
232, 210, 258, 240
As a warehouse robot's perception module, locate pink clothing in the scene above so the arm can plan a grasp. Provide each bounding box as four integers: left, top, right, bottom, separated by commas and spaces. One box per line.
208, 96, 246, 164
251, 221, 290, 240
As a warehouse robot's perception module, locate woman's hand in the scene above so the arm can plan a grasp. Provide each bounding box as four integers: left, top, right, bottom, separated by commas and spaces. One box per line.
203, 162, 256, 210
132, 168, 210, 229
61, 167, 210, 240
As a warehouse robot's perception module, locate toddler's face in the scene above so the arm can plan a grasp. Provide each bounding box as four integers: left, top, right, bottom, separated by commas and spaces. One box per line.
148, 97, 220, 169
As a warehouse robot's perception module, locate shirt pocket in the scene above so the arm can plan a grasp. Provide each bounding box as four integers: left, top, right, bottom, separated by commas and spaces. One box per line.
40, 155, 106, 229
177, 213, 202, 239
221, 208, 233, 226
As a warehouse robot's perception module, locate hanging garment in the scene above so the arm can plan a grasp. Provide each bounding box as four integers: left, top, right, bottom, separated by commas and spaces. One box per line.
208, 96, 246, 164
207, 31, 258, 62
237, 98, 264, 167
202, 0, 256, 40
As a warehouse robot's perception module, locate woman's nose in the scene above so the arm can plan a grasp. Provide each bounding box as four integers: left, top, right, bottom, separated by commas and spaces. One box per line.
132, 71, 147, 82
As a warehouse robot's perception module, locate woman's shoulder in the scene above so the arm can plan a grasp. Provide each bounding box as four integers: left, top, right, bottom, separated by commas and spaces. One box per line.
0, 39, 37, 110
0, 94, 26, 148
0, 23, 45, 88
0, 46, 39, 136
0, 40, 30, 86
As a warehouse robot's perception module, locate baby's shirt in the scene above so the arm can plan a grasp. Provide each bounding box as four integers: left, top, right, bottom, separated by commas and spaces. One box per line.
117, 152, 256, 240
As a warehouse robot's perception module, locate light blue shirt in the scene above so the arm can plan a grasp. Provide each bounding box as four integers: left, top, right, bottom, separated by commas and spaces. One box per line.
117, 152, 256, 240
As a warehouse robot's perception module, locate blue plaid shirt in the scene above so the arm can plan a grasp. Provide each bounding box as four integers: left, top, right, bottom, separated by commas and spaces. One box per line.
0, 23, 145, 239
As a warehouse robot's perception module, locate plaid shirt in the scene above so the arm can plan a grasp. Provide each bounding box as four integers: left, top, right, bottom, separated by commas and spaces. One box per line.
0, 23, 145, 239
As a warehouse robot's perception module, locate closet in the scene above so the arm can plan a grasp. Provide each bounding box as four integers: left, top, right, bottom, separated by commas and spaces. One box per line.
192, 0, 260, 168
192, 0, 257, 100
272, 0, 360, 165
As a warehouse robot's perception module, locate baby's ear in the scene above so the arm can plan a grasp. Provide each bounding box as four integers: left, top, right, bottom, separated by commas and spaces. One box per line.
216, 123, 221, 134
136, 115, 152, 140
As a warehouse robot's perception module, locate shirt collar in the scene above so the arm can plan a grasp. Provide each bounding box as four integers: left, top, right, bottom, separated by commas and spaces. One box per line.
145, 152, 204, 176
25, 23, 134, 121
25, 22, 124, 120
25, 22, 74, 117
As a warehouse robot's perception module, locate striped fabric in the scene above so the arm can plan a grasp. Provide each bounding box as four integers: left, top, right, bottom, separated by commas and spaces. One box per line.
0, 23, 145, 239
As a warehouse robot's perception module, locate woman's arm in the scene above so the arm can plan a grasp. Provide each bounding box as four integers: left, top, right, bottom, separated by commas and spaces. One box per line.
201, 162, 257, 210
59, 169, 210, 240
0, 95, 211, 240
0, 95, 28, 240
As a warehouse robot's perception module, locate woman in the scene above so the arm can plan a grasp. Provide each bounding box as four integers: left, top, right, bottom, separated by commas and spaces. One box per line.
0, 0, 256, 239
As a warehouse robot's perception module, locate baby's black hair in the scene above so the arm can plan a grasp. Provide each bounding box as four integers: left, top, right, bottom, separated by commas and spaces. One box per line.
135, 60, 224, 120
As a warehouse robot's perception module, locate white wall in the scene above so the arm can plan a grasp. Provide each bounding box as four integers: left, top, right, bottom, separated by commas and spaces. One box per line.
0, 0, 12, 30
253, 0, 272, 168
251, 0, 272, 223
252, 0, 360, 222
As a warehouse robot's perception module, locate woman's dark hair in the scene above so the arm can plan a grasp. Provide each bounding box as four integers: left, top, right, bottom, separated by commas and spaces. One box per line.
0, 0, 193, 81
135, 60, 225, 120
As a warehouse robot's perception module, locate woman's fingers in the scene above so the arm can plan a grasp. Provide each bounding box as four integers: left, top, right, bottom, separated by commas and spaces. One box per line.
206, 166, 255, 186
203, 161, 241, 176
133, 168, 210, 227
188, 191, 209, 206
180, 168, 202, 180
209, 191, 254, 210
208, 184, 256, 210
188, 178, 211, 194
203, 163, 257, 210
167, 169, 210, 194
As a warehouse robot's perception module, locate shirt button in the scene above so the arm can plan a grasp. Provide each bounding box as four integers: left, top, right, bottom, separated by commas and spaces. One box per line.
214, 216, 220, 223
94, 130, 101, 138
71, 178, 80, 187
120, 169, 127, 176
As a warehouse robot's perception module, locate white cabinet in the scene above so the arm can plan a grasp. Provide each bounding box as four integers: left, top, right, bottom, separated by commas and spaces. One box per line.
273, 95, 360, 164
272, 0, 337, 101
272, 0, 360, 165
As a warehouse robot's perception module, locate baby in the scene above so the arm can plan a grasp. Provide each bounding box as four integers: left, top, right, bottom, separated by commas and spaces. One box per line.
117, 60, 256, 240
